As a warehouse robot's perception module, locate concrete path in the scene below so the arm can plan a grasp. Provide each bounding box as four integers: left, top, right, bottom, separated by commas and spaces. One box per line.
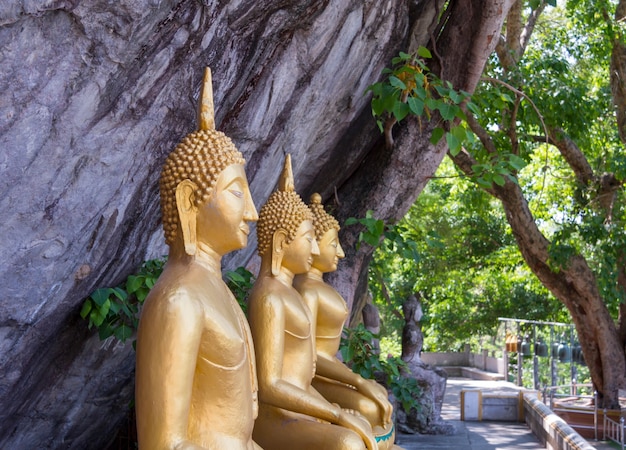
395, 377, 617, 450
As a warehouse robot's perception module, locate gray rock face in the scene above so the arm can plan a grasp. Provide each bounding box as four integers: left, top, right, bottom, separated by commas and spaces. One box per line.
0, 0, 409, 447
396, 361, 455, 435
0, 0, 512, 446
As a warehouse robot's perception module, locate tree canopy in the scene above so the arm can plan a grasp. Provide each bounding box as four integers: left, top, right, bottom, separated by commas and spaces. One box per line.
367, 0, 626, 407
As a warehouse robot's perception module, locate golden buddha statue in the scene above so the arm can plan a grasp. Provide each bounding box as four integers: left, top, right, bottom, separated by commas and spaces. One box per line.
248, 155, 378, 450
293, 194, 401, 450
135, 68, 262, 450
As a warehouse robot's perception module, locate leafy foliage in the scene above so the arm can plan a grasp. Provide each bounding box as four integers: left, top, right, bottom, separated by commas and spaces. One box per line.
224, 266, 256, 314
364, 160, 569, 352
366, 47, 475, 155
364, 2, 626, 367
339, 324, 420, 413
80, 257, 166, 342
81, 260, 254, 342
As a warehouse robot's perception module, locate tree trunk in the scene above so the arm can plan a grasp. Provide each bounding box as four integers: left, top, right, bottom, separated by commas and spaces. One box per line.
452, 147, 626, 407
324, 0, 515, 321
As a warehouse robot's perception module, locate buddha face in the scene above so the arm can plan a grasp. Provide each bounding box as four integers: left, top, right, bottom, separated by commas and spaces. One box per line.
281, 220, 320, 275
196, 164, 258, 256
312, 228, 344, 273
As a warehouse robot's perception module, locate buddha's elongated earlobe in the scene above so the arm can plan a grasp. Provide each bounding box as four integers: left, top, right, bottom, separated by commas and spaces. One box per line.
176, 179, 199, 256
271, 229, 288, 277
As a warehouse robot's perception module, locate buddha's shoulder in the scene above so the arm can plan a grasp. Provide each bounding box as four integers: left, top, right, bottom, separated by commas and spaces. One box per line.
249, 278, 300, 306
144, 268, 226, 310
293, 275, 323, 291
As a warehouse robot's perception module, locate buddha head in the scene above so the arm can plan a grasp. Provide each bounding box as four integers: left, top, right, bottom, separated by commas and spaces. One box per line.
159, 68, 258, 257
308, 193, 344, 273
257, 155, 319, 276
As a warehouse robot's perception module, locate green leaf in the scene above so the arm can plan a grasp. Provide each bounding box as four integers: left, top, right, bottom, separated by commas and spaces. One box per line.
476, 176, 492, 189
430, 127, 445, 145
435, 85, 450, 97
80, 300, 92, 319
446, 132, 462, 156
145, 277, 157, 289
111, 286, 128, 301
114, 324, 133, 342
407, 97, 424, 116
135, 287, 150, 303
363, 233, 380, 247
508, 154, 527, 171
345, 217, 359, 226
126, 275, 143, 294
90, 288, 112, 307
343, 345, 355, 362
425, 98, 439, 111
393, 101, 410, 122
371, 97, 385, 116
493, 174, 506, 186
438, 103, 457, 121
226, 271, 245, 283
98, 324, 114, 340
108, 300, 121, 314
449, 90, 463, 104
417, 46, 432, 59
466, 101, 480, 115
389, 76, 407, 90
90, 299, 111, 327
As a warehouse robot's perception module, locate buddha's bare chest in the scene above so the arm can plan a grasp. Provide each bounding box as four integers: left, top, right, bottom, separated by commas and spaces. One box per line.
197, 288, 250, 370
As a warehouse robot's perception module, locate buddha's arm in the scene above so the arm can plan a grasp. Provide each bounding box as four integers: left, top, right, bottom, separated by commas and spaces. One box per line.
301, 287, 392, 425
250, 294, 339, 421
136, 291, 205, 449
250, 294, 378, 450
315, 355, 392, 425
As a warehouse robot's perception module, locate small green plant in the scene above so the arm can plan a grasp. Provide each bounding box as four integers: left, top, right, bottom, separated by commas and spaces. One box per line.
340, 324, 420, 413
80, 259, 256, 343
345, 211, 420, 263
80, 257, 167, 342
224, 266, 256, 314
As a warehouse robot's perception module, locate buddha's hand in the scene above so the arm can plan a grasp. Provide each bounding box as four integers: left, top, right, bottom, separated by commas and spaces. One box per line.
337, 409, 378, 450
360, 379, 393, 425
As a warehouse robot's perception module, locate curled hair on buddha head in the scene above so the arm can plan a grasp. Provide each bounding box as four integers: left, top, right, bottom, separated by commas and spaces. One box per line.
159, 68, 245, 246
257, 154, 313, 256
308, 193, 340, 240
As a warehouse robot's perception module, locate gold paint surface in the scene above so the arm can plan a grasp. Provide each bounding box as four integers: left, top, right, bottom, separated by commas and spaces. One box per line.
293, 195, 401, 450
248, 159, 379, 450
135, 68, 261, 449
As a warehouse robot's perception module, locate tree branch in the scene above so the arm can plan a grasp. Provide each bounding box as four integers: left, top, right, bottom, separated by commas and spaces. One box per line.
519, 2, 547, 57
481, 76, 549, 141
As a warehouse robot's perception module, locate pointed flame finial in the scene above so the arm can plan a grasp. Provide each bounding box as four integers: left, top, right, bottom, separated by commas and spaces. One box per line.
278, 154, 295, 192
198, 67, 215, 131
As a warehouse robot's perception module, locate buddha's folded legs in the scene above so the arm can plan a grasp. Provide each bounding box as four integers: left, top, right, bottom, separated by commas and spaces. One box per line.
253, 407, 367, 450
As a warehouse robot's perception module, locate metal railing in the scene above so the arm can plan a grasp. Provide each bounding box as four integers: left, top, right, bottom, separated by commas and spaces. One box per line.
604, 409, 626, 449
542, 384, 598, 441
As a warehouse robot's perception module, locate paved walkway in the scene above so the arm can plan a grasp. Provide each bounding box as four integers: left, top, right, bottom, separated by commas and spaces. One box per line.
395, 377, 617, 450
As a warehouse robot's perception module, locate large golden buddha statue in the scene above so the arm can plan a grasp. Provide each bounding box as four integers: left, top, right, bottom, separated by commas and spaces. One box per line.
293, 195, 401, 450
135, 68, 262, 449
248, 155, 378, 450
